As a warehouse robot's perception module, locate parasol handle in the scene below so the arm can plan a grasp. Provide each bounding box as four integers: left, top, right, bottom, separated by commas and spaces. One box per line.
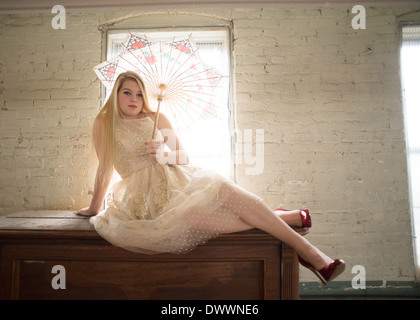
151, 96, 162, 140
152, 84, 167, 140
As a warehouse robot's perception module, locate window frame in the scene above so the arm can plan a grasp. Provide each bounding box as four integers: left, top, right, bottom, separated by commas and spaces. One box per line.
100, 25, 235, 180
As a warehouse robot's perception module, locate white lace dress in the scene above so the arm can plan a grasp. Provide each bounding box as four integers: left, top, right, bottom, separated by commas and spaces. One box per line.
90, 116, 263, 254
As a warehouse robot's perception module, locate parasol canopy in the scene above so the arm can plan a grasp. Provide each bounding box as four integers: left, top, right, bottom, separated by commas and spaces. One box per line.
94, 33, 226, 140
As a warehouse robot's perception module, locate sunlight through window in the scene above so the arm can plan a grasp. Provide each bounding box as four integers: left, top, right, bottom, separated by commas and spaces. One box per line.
401, 24, 420, 280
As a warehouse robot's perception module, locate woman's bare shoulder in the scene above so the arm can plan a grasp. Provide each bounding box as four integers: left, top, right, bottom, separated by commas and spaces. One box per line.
156, 112, 174, 130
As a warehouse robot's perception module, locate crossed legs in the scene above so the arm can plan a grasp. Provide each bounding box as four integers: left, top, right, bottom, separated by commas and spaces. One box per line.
218, 182, 333, 270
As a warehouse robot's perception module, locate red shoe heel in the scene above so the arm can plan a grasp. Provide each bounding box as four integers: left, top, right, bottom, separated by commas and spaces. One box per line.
276, 208, 312, 228
298, 256, 346, 285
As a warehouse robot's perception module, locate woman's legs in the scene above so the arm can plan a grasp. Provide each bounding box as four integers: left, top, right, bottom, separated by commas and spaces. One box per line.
218, 182, 333, 270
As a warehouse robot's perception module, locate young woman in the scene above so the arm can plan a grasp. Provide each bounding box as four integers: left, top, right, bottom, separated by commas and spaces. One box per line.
76, 71, 345, 285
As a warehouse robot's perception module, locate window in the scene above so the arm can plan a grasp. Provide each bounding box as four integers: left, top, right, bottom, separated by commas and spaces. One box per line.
400, 24, 420, 280
104, 27, 233, 179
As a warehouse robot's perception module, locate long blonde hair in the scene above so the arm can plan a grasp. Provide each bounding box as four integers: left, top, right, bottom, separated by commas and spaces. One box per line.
93, 71, 153, 170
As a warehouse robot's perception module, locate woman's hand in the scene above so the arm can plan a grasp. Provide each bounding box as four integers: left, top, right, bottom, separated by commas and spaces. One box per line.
144, 140, 164, 161
75, 207, 100, 217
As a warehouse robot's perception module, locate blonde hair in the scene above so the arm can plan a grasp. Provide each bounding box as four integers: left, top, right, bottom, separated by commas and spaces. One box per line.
93, 71, 153, 170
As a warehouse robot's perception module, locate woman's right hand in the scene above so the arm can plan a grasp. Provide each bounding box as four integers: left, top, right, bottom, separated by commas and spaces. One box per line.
144, 140, 164, 161
75, 207, 100, 217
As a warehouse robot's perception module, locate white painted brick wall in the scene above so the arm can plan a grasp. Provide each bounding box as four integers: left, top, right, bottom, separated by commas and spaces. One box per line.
231, 6, 419, 283
1, 6, 419, 283
0, 13, 101, 213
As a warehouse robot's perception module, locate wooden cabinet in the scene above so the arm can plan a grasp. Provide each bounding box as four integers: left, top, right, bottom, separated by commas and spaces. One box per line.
0, 210, 303, 300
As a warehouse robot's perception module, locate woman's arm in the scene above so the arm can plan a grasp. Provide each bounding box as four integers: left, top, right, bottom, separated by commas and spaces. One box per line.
145, 113, 190, 165
88, 163, 113, 212
76, 117, 113, 216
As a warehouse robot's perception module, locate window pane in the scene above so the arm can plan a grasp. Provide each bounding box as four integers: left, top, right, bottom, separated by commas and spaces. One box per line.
401, 25, 420, 279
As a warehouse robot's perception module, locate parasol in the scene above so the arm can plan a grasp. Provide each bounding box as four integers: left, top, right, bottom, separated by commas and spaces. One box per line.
93, 33, 226, 140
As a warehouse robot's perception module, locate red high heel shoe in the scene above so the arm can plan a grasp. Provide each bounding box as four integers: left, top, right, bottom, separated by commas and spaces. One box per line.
298, 256, 346, 285
276, 208, 312, 228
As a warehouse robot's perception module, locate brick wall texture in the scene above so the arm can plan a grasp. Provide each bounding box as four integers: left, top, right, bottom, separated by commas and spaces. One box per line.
1, 6, 420, 282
